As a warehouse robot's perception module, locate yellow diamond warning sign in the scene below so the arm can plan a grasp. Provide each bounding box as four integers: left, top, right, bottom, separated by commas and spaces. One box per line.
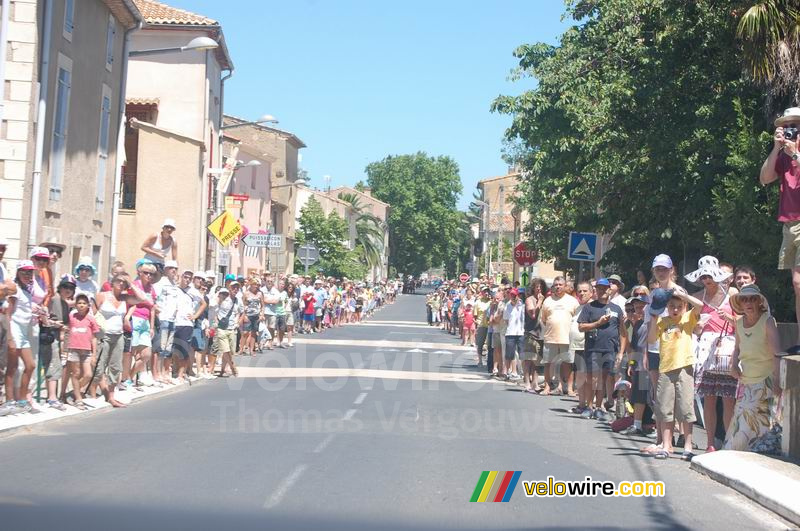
207, 210, 242, 247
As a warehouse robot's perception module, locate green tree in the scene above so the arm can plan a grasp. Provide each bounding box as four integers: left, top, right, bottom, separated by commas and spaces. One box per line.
365, 152, 463, 275
337, 191, 386, 273
295, 197, 366, 279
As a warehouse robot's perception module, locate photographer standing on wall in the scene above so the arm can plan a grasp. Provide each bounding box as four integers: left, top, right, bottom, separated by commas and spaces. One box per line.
761, 107, 800, 353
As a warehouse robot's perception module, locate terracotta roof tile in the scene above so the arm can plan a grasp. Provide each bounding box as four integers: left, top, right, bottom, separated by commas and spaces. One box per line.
133, 0, 217, 25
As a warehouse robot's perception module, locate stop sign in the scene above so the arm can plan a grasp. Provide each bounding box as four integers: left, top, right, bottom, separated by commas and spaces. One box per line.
459, 272, 470, 283
514, 242, 538, 266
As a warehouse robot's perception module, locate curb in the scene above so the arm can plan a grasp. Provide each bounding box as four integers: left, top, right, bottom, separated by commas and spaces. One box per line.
690, 451, 800, 526
0, 378, 207, 439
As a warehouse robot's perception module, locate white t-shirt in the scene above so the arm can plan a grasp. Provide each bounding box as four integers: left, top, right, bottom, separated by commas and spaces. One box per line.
75, 278, 98, 301
569, 303, 587, 352
261, 286, 280, 315
174, 286, 202, 327
611, 294, 628, 312
541, 295, 580, 345
503, 300, 526, 336
155, 277, 179, 322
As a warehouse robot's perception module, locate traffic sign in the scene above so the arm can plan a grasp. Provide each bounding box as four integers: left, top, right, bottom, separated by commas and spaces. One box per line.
568, 231, 598, 262
207, 210, 242, 247
243, 233, 282, 248
228, 194, 250, 202
459, 272, 470, 283
513, 241, 538, 266
297, 244, 320, 266
521, 271, 529, 287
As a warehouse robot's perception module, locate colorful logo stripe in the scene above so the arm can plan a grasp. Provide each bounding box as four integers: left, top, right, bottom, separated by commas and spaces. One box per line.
470, 471, 521, 502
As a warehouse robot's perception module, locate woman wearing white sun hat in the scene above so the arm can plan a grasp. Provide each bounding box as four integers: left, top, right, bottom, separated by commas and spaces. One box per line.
141, 218, 178, 270
685, 255, 737, 452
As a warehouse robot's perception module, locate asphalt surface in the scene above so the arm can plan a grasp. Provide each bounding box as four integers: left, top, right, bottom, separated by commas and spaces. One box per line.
0, 291, 791, 530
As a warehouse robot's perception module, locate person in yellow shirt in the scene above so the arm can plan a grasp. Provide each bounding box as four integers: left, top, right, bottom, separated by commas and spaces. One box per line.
647, 286, 704, 460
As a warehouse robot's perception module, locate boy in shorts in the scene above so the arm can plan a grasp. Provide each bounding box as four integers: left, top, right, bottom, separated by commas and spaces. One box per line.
647, 287, 703, 460
66, 294, 99, 409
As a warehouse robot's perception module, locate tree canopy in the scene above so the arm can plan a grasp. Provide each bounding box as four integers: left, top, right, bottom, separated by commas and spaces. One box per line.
295, 196, 366, 279
492, 0, 793, 318
365, 152, 463, 275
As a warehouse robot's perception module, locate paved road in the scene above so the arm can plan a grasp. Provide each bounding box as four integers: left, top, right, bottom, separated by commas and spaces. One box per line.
0, 292, 789, 530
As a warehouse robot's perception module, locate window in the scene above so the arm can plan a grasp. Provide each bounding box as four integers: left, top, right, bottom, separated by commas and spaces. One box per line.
50, 56, 72, 201
105, 15, 115, 71
92, 245, 101, 279
251, 165, 257, 189
96, 86, 112, 211
63, 0, 74, 41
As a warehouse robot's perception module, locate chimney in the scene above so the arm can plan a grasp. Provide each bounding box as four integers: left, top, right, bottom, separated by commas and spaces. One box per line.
361, 187, 372, 197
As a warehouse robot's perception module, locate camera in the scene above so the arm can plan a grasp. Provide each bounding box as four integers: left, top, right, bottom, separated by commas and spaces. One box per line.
784, 126, 799, 141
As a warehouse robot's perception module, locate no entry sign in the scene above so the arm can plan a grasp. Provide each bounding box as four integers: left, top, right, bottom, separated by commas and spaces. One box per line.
459, 272, 470, 283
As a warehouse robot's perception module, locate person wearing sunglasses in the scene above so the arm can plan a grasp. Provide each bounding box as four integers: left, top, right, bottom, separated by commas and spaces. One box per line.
121, 261, 157, 388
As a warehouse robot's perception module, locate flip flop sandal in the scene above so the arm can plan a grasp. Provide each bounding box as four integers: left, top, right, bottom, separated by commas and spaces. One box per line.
640, 444, 662, 455
74, 401, 89, 411
653, 450, 671, 460
681, 451, 696, 461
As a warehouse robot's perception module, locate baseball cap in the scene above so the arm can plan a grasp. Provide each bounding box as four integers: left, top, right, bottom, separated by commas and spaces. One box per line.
224, 273, 236, 281
164, 260, 178, 270
163, 218, 176, 229
58, 274, 77, 288
652, 254, 673, 269
596, 278, 611, 287
509, 288, 519, 296
181, 268, 193, 276
218, 287, 230, 295
194, 270, 205, 278
29, 246, 51, 259
16, 259, 35, 271
649, 288, 674, 315
205, 270, 216, 279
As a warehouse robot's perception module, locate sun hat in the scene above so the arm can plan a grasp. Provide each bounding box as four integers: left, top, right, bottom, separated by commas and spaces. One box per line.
649, 288, 674, 316
74, 257, 96, 275
775, 107, 800, 127
39, 238, 65, 253
162, 218, 176, 229
224, 273, 235, 281
164, 260, 178, 270
205, 270, 216, 279
730, 284, 770, 315
608, 274, 625, 290
652, 254, 673, 269
135, 258, 153, 270
16, 260, 35, 271
193, 271, 205, 278
596, 278, 611, 287
685, 255, 732, 284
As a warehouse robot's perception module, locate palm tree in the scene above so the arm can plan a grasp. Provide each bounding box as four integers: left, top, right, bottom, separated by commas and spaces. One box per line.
338, 192, 386, 273
737, 1, 800, 101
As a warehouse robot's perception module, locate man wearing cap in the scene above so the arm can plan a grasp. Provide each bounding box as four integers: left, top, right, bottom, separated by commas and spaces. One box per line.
608, 274, 628, 311
172, 269, 206, 382
141, 219, 178, 268
578, 278, 627, 420
761, 106, 800, 352
154, 260, 180, 383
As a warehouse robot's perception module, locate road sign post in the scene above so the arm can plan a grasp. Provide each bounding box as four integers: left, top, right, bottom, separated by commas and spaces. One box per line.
242, 233, 281, 248
298, 244, 320, 274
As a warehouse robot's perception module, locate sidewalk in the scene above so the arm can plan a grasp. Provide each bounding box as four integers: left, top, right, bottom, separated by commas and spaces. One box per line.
691, 451, 800, 526
0, 378, 204, 436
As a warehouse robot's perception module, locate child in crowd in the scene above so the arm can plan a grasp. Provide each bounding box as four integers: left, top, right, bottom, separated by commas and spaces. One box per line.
66, 293, 99, 410
461, 302, 476, 346
302, 290, 316, 334
647, 287, 703, 460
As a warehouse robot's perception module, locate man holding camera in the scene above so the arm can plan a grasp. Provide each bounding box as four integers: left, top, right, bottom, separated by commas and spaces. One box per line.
761, 106, 800, 353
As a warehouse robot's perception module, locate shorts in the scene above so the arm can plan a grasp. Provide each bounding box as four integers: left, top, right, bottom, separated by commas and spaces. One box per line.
212, 328, 236, 354
131, 316, 152, 348
264, 314, 277, 329
647, 351, 660, 372
158, 320, 175, 358
463, 323, 476, 332
275, 315, 287, 333
504, 335, 523, 361
588, 351, 615, 372
286, 312, 295, 327
67, 349, 92, 363
303, 313, 315, 322
39, 340, 63, 380
630, 368, 650, 405
10, 320, 33, 349
93, 333, 123, 385
244, 315, 260, 332
543, 343, 573, 364
778, 220, 800, 269
655, 366, 696, 423
315, 308, 323, 318
574, 350, 590, 372
171, 326, 194, 360
191, 326, 207, 351
522, 334, 542, 362
123, 331, 132, 353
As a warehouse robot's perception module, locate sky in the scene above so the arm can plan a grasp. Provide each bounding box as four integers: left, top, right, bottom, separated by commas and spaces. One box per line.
165, 0, 571, 208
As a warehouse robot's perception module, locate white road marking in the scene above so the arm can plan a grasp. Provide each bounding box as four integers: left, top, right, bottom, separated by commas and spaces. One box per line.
406, 348, 425, 353
354, 392, 368, 405
364, 383, 373, 390
293, 338, 471, 351
313, 434, 335, 454
264, 464, 308, 509
343, 409, 357, 421
235, 366, 490, 383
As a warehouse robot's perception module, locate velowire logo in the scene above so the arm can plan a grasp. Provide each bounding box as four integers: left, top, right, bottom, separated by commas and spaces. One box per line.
469, 471, 522, 502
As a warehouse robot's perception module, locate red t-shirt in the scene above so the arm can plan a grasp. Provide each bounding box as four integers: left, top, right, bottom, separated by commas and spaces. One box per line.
67, 311, 99, 351
776, 153, 800, 222
303, 294, 316, 315
101, 281, 112, 292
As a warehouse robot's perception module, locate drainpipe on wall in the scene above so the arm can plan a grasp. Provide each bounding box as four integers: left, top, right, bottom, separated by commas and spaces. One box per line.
208, 67, 232, 272
29, 0, 53, 249
0, 0, 11, 123
109, 20, 142, 263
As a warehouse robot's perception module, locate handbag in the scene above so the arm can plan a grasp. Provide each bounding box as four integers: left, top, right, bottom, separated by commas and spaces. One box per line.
703, 322, 735, 374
